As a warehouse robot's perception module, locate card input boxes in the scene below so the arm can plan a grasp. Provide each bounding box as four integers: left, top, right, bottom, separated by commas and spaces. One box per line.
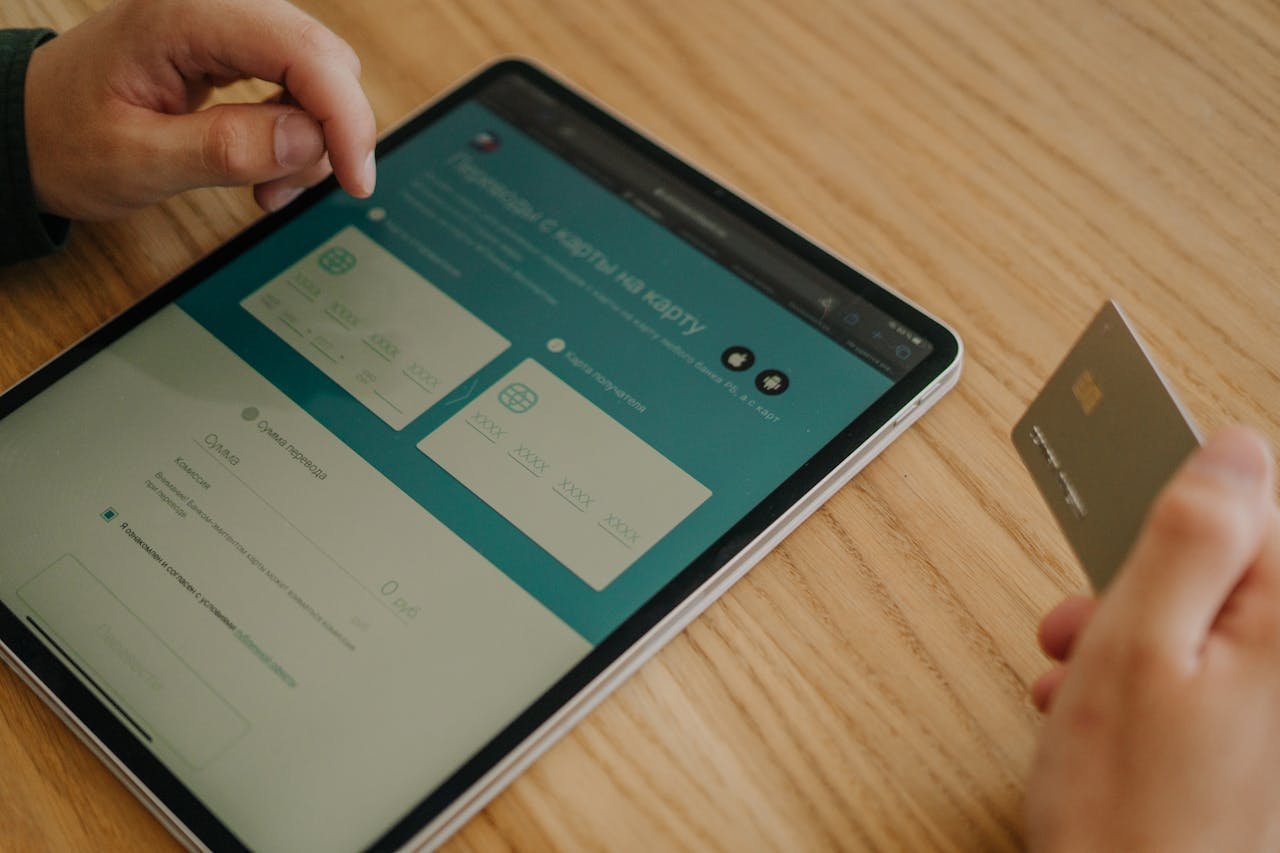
242, 226, 508, 430
419, 359, 710, 590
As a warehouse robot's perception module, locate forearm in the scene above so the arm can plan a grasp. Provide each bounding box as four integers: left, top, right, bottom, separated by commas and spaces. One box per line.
0, 28, 69, 267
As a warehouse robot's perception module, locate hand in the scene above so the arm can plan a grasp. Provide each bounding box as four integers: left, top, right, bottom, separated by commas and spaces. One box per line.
1026, 427, 1280, 851
23, 0, 377, 219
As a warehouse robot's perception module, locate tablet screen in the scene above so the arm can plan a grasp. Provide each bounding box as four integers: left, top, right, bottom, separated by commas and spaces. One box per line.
0, 65, 948, 850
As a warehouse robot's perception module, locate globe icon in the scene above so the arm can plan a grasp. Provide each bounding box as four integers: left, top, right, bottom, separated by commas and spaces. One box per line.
318, 246, 357, 275
499, 382, 538, 413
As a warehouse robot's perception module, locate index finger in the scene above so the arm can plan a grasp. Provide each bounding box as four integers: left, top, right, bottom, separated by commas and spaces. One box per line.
175, 0, 376, 196
1038, 594, 1096, 662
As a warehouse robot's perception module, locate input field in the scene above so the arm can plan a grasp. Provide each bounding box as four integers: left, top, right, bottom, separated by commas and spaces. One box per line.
241, 226, 509, 430
18, 554, 249, 768
419, 359, 711, 590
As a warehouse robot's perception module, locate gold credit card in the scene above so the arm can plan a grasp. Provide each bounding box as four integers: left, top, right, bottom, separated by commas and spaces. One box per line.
1012, 301, 1201, 588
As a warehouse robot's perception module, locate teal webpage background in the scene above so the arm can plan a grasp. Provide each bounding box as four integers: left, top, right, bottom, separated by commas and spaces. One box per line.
178, 99, 892, 643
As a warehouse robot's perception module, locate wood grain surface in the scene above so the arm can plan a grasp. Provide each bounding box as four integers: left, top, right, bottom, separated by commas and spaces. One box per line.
2, 0, 1278, 849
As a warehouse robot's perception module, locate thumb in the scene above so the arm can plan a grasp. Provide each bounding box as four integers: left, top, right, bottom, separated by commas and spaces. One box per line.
146, 103, 326, 192
1102, 426, 1274, 659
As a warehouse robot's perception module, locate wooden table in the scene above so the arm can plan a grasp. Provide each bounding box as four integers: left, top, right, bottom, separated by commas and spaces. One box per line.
2, 0, 1277, 849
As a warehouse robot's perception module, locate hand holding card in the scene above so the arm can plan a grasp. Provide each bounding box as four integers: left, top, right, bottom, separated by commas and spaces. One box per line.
1020, 308, 1280, 848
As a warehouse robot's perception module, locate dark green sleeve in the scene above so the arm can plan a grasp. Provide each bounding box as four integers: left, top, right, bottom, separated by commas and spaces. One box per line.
1, 28, 69, 267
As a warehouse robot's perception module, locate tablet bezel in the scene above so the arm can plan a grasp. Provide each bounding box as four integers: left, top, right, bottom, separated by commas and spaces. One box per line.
0, 58, 960, 851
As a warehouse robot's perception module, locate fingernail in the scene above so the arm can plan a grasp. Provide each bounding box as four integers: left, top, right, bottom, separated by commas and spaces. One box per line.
274, 112, 323, 169
1190, 429, 1268, 489
362, 151, 377, 196
265, 187, 303, 212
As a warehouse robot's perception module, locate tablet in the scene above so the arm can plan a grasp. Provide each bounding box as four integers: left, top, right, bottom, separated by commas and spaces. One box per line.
0, 59, 960, 851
